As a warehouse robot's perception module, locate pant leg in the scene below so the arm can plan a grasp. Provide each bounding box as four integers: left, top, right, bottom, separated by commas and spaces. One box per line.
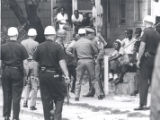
85, 60, 97, 95
75, 60, 85, 98
39, 72, 53, 120
23, 77, 31, 103
68, 65, 77, 91
138, 57, 153, 106
1, 68, 12, 117
11, 69, 23, 119
95, 62, 103, 96
29, 76, 39, 107
54, 99, 64, 120
23, 60, 31, 103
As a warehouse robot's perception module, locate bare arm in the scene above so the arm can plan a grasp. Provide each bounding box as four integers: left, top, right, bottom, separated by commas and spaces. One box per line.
59, 59, 69, 78
137, 41, 146, 62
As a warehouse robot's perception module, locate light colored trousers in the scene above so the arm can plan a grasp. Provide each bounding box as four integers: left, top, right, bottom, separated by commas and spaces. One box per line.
23, 60, 39, 107
75, 59, 99, 98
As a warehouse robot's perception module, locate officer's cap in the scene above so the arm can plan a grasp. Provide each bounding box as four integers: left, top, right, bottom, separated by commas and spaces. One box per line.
143, 15, 155, 24
78, 28, 86, 35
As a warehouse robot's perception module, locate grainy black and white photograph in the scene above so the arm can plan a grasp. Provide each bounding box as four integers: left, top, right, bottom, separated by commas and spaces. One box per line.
0, 0, 160, 120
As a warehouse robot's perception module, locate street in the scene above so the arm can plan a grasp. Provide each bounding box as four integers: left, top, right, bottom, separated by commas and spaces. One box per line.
0, 86, 150, 120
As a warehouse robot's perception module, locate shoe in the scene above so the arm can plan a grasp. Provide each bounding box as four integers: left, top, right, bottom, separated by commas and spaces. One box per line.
23, 102, 28, 108
83, 88, 95, 97
4, 116, 10, 120
98, 95, 105, 100
130, 90, 138, 96
30, 106, 37, 110
75, 97, 79, 101
134, 106, 150, 111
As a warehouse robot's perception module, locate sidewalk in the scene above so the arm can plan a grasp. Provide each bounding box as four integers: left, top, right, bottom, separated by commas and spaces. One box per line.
0, 86, 150, 120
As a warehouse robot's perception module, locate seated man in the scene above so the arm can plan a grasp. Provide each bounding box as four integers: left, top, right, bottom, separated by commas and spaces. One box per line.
114, 29, 137, 85
71, 10, 83, 34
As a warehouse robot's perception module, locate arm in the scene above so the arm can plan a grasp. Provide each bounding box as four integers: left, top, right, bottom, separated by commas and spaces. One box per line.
137, 41, 146, 68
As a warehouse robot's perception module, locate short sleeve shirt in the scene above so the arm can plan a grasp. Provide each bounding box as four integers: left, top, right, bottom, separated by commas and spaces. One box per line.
1, 41, 28, 67
141, 27, 160, 55
33, 40, 65, 70
71, 14, 83, 23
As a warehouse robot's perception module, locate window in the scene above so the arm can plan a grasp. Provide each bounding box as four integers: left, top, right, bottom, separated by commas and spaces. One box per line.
134, 0, 143, 22
148, 0, 151, 15
120, 0, 126, 24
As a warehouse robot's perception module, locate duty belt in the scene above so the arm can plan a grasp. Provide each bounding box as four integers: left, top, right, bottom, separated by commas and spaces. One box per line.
40, 67, 56, 73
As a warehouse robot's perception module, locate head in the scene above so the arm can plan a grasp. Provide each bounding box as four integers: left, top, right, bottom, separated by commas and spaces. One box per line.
126, 29, 133, 40
156, 22, 160, 34
91, 0, 95, 6
74, 10, 79, 16
7, 27, 18, 41
143, 15, 155, 28
44, 26, 56, 41
60, 7, 65, 14
86, 28, 96, 40
27, 28, 37, 40
78, 28, 86, 37
135, 28, 142, 38
113, 40, 121, 50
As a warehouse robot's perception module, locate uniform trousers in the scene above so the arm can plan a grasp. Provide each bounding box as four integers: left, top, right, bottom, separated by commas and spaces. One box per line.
75, 59, 98, 98
1, 67, 23, 119
95, 59, 105, 96
39, 70, 67, 120
23, 60, 39, 107
138, 56, 154, 107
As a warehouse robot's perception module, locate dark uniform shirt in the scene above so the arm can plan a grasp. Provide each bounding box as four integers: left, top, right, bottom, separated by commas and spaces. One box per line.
1, 41, 28, 67
141, 27, 160, 55
33, 40, 65, 71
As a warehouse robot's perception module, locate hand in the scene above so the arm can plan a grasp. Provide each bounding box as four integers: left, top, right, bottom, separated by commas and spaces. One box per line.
136, 60, 140, 68
64, 76, 70, 85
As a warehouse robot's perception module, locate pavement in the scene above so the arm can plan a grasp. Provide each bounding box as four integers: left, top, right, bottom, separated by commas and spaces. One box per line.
0, 84, 150, 120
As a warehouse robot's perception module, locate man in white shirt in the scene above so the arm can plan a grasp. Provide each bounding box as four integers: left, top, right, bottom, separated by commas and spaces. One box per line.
56, 7, 68, 31
71, 10, 83, 34
115, 29, 137, 85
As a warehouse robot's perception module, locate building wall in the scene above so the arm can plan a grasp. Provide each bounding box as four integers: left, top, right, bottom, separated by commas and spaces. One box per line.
108, 0, 149, 42
1, 0, 51, 28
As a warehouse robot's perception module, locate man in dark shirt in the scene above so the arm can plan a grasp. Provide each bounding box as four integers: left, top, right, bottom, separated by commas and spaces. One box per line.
33, 26, 70, 120
135, 16, 160, 110
1, 27, 28, 120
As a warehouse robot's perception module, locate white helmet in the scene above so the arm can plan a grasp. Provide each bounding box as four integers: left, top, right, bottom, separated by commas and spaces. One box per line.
7, 27, 18, 36
78, 28, 86, 35
44, 26, 56, 35
143, 15, 155, 24
28, 28, 37, 36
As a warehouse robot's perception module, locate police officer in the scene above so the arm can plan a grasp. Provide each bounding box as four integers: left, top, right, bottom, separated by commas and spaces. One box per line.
135, 16, 160, 110
21, 28, 39, 110
73, 28, 98, 101
33, 26, 70, 120
1, 27, 28, 120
